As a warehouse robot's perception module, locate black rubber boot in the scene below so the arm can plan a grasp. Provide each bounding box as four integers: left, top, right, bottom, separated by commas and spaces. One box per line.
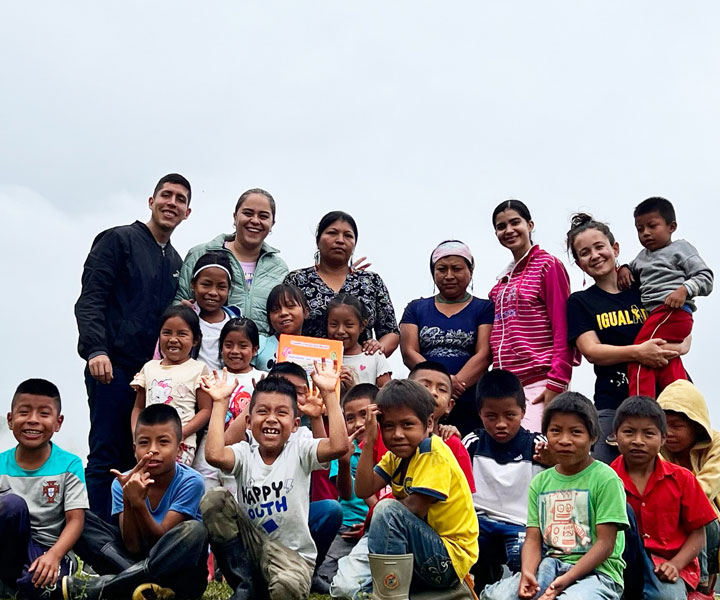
212, 538, 256, 600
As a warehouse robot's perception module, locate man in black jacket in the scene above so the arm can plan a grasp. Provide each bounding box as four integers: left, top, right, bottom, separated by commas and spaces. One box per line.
75, 173, 192, 521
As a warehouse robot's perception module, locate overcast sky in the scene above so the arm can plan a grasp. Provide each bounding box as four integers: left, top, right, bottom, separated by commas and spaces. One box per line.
2, 2, 719, 457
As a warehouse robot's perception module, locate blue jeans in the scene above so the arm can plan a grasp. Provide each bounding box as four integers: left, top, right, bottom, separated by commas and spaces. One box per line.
85, 365, 137, 523
366, 499, 458, 590
479, 557, 622, 599
700, 519, 720, 584
308, 499, 343, 570
473, 515, 525, 588
0, 493, 76, 600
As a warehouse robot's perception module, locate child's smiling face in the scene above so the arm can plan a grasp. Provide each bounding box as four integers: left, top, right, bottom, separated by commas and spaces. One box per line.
8, 393, 63, 451
192, 267, 230, 315
546, 412, 594, 475
159, 316, 196, 364
222, 330, 257, 373
327, 304, 364, 352
248, 392, 299, 459
268, 296, 307, 336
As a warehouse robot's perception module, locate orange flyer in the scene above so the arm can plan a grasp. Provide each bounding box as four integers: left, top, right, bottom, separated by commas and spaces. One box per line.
277, 334, 344, 395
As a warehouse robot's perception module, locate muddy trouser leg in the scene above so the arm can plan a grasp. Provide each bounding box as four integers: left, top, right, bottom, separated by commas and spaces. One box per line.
201, 488, 313, 600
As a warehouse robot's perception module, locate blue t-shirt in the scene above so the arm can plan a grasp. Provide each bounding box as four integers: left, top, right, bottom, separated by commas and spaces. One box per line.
111, 462, 204, 522
329, 440, 368, 526
400, 296, 494, 375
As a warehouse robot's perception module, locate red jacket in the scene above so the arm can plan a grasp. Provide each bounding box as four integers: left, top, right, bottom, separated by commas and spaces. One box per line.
489, 245, 577, 393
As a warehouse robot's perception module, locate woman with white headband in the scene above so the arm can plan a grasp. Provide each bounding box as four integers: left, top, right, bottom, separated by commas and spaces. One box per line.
174, 188, 288, 335
400, 239, 494, 434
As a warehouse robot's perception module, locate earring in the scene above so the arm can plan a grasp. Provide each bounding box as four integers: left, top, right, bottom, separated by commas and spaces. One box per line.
314, 250, 320, 266
582, 272, 587, 287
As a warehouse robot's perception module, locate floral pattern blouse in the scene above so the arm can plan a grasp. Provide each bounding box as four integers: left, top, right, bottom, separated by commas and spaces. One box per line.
284, 267, 399, 342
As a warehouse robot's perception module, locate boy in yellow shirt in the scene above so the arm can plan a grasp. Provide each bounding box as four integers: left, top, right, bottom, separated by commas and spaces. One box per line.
355, 379, 478, 594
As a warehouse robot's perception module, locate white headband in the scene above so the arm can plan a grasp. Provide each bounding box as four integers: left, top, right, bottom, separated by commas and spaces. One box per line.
193, 263, 232, 280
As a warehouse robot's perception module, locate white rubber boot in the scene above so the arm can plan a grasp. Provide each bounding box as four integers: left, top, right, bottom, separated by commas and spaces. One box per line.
369, 553, 414, 600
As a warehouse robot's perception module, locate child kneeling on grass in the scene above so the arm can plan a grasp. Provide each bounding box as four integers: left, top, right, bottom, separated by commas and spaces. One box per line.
200, 362, 349, 600
354, 379, 479, 595
480, 392, 628, 600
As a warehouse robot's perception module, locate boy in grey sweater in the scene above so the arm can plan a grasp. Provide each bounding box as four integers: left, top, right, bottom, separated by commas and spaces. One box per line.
618, 196, 713, 397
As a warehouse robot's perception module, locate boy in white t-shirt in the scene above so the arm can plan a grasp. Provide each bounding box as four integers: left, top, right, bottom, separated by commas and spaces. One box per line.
200, 363, 349, 600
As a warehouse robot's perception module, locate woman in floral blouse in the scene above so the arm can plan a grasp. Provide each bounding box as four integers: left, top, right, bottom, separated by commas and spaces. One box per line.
284, 211, 400, 356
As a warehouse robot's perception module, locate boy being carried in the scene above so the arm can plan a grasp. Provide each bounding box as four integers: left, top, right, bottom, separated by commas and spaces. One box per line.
612, 395, 717, 600
201, 363, 349, 600
0, 379, 87, 599
618, 196, 713, 397
462, 369, 546, 589
355, 379, 479, 595
62, 404, 208, 600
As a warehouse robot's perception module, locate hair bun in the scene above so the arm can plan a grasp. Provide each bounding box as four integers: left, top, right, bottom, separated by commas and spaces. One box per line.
570, 213, 594, 229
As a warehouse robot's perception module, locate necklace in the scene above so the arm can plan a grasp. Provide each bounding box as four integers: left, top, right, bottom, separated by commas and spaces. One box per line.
436, 292, 471, 304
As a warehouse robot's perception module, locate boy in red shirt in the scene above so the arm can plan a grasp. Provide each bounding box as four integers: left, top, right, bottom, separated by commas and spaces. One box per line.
611, 395, 717, 600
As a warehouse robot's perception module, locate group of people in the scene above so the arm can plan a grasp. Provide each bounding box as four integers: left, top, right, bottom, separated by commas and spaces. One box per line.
0, 172, 716, 600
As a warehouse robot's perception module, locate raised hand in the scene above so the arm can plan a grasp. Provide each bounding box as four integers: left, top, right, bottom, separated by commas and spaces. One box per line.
351, 256, 372, 272
311, 359, 341, 394
200, 368, 236, 405
298, 385, 325, 419
363, 403, 381, 448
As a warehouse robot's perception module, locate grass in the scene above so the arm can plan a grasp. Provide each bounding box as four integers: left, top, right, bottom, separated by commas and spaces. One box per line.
203, 581, 331, 599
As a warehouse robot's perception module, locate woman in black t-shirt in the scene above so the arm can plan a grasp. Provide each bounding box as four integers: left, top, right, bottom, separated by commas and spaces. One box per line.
565, 214, 688, 462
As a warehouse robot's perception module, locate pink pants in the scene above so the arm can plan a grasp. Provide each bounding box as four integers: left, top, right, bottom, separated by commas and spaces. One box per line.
522, 379, 548, 433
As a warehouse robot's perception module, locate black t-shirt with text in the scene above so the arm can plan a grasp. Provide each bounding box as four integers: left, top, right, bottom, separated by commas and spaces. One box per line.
567, 285, 648, 410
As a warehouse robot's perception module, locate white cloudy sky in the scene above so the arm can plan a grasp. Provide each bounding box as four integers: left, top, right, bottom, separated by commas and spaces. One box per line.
2, 2, 719, 457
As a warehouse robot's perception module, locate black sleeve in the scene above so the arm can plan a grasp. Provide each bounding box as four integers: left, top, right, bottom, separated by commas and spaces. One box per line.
566, 292, 596, 345
74, 229, 123, 360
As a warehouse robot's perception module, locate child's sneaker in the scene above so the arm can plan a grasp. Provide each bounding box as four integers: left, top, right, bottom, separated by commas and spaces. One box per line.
132, 583, 176, 600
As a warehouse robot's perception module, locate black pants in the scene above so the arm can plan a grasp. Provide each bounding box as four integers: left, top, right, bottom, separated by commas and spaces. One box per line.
84, 365, 137, 523
75, 510, 208, 599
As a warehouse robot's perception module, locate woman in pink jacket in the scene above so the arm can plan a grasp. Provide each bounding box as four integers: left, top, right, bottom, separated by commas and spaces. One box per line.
489, 200, 576, 432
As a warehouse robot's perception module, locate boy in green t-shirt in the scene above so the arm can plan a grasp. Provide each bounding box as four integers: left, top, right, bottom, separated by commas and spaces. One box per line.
480, 392, 628, 600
